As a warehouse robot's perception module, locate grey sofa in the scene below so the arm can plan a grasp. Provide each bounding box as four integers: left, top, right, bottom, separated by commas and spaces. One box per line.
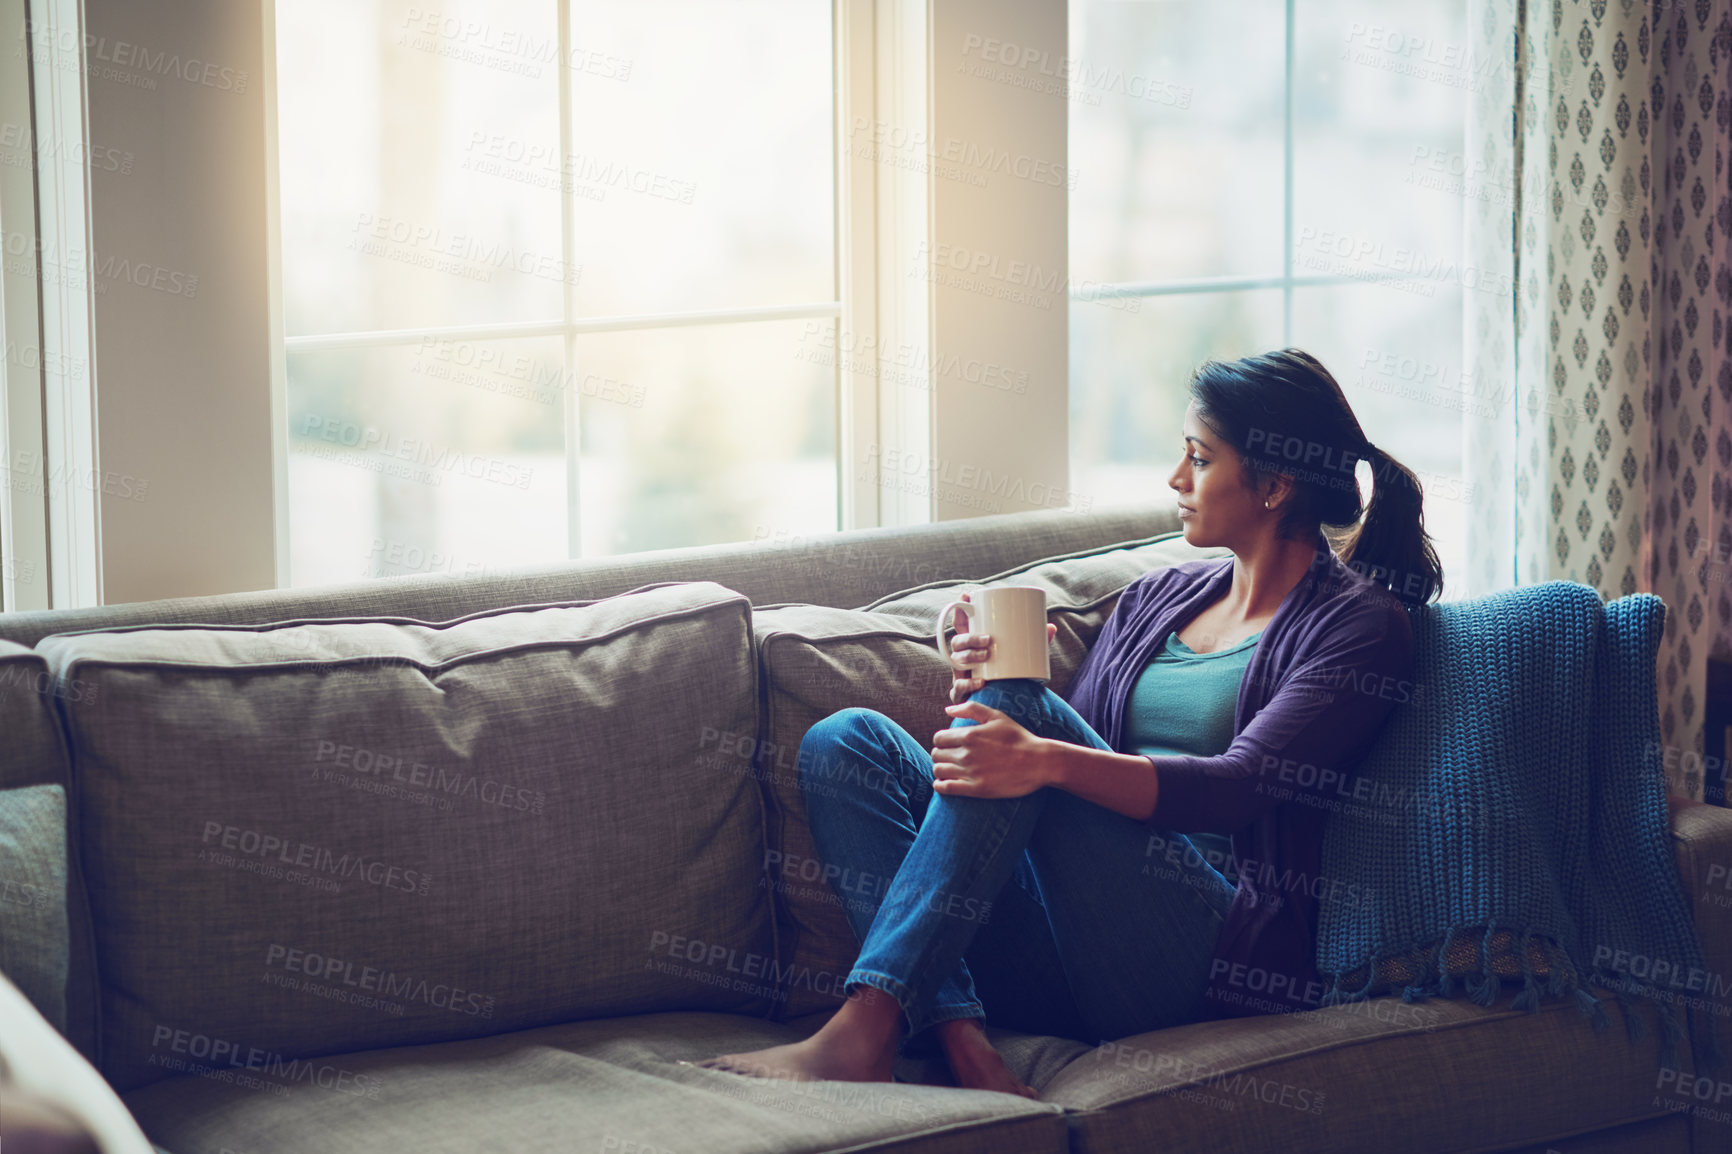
3, 504, 1729, 1154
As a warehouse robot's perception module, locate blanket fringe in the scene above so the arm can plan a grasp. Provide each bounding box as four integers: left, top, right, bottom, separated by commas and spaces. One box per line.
1399, 934, 1445, 1003
1510, 924, 1541, 1013
1511, 967, 1542, 1014
1574, 986, 1610, 1033
1318, 946, 1383, 1010
1610, 984, 1645, 1046
1344, 949, 1380, 1004
1465, 922, 1501, 1007
1437, 926, 1459, 999
1327, 930, 1727, 1076
1583, 970, 1701, 1071
1656, 999, 1684, 1072
1543, 938, 1568, 998
1319, 973, 1340, 1008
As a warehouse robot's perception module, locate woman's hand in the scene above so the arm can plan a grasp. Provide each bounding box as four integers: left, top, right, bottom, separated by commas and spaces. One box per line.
929, 702, 1060, 799
946, 592, 1059, 705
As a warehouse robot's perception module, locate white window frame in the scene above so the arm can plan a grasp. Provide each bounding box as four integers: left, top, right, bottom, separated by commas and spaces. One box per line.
0, 0, 102, 611
840, 0, 933, 530
0, 0, 47, 611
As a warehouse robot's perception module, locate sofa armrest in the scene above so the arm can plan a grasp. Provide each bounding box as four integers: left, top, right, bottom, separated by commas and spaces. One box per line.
1670, 798, 1732, 1152
0, 1083, 102, 1154
1669, 797, 1732, 985
0, 970, 153, 1154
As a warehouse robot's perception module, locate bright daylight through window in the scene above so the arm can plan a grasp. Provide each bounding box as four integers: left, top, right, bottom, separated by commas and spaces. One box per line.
1067, 0, 1472, 599
275, 0, 837, 587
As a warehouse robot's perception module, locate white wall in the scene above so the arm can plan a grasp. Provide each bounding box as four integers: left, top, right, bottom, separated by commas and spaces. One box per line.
83, 0, 276, 604
927, 0, 1069, 521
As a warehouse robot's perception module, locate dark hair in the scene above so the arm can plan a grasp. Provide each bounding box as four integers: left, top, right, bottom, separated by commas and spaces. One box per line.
1188, 348, 1442, 606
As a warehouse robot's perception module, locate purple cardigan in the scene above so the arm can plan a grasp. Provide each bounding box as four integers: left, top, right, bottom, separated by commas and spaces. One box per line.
1063, 532, 1416, 1019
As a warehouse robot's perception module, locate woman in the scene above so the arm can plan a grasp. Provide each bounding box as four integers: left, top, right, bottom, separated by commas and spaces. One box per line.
688, 348, 1436, 1096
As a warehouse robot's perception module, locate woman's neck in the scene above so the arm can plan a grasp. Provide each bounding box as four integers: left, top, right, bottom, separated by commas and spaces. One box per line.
1219, 533, 1324, 622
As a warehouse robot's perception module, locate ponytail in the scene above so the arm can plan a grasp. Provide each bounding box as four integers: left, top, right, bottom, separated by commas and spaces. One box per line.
1328, 444, 1442, 607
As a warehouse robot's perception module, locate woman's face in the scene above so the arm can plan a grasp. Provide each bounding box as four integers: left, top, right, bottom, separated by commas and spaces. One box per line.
1168, 402, 1273, 548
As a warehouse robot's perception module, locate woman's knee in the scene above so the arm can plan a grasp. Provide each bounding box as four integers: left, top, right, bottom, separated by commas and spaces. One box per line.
801, 707, 887, 755
962, 680, 1106, 751
798, 707, 919, 797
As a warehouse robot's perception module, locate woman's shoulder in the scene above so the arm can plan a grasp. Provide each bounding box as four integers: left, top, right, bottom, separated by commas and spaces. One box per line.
1125, 556, 1231, 602
1299, 555, 1416, 660
1107, 559, 1226, 626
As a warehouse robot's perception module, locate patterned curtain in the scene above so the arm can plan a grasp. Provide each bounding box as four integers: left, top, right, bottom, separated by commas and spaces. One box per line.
1464, 0, 1732, 802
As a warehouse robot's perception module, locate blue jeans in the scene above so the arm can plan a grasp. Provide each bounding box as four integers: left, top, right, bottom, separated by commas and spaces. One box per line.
798, 679, 1235, 1053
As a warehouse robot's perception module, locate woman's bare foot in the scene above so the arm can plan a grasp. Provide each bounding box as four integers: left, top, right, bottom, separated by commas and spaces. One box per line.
685, 985, 901, 1083
935, 1017, 1038, 1098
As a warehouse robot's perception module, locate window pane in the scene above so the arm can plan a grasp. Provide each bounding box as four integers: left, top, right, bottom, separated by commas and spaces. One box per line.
1291, 282, 1469, 600
1068, 0, 1285, 285
277, 0, 563, 336
1070, 290, 1284, 512
287, 341, 567, 587
1293, 0, 1468, 600
1293, 0, 1467, 292
276, 2, 841, 576
576, 319, 835, 556
1069, 0, 1472, 600
561, 1, 834, 316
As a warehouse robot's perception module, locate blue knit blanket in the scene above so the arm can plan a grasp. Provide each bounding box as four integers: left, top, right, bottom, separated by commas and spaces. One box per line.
1315, 580, 1723, 1073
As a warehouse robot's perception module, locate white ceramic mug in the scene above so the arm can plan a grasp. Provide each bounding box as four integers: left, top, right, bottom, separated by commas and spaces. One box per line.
936, 585, 1051, 682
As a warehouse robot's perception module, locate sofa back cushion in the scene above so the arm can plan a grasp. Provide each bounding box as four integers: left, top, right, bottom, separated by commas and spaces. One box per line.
0, 785, 69, 1037
0, 640, 90, 1052
38, 582, 773, 1092
751, 532, 1227, 1019
0, 639, 75, 791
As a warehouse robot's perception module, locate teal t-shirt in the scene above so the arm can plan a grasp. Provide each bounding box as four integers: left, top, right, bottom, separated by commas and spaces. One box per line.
1121, 628, 1263, 762
1123, 628, 1262, 884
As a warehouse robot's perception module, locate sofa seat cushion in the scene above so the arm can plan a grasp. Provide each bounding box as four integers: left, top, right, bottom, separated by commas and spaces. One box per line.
121, 989, 1697, 1154
1036, 987, 1694, 1154
121, 1011, 1069, 1154
38, 582, 773, 1094
749, 532, 1229, 1019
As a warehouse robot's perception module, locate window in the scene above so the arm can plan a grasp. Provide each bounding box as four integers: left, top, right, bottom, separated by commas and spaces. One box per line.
274, 0, 837, 586
1068, 0, 1470, 598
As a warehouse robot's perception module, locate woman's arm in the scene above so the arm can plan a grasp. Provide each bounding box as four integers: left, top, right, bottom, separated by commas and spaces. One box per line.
930, 700, 1160, 821
1046, 742, 1161, 821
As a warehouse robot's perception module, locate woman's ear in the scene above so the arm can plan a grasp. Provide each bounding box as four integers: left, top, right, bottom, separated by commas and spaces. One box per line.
1264, 473, 1295, 510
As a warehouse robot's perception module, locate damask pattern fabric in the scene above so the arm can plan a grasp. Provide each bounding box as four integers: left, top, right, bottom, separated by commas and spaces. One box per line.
1466, 0, 1732, 801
